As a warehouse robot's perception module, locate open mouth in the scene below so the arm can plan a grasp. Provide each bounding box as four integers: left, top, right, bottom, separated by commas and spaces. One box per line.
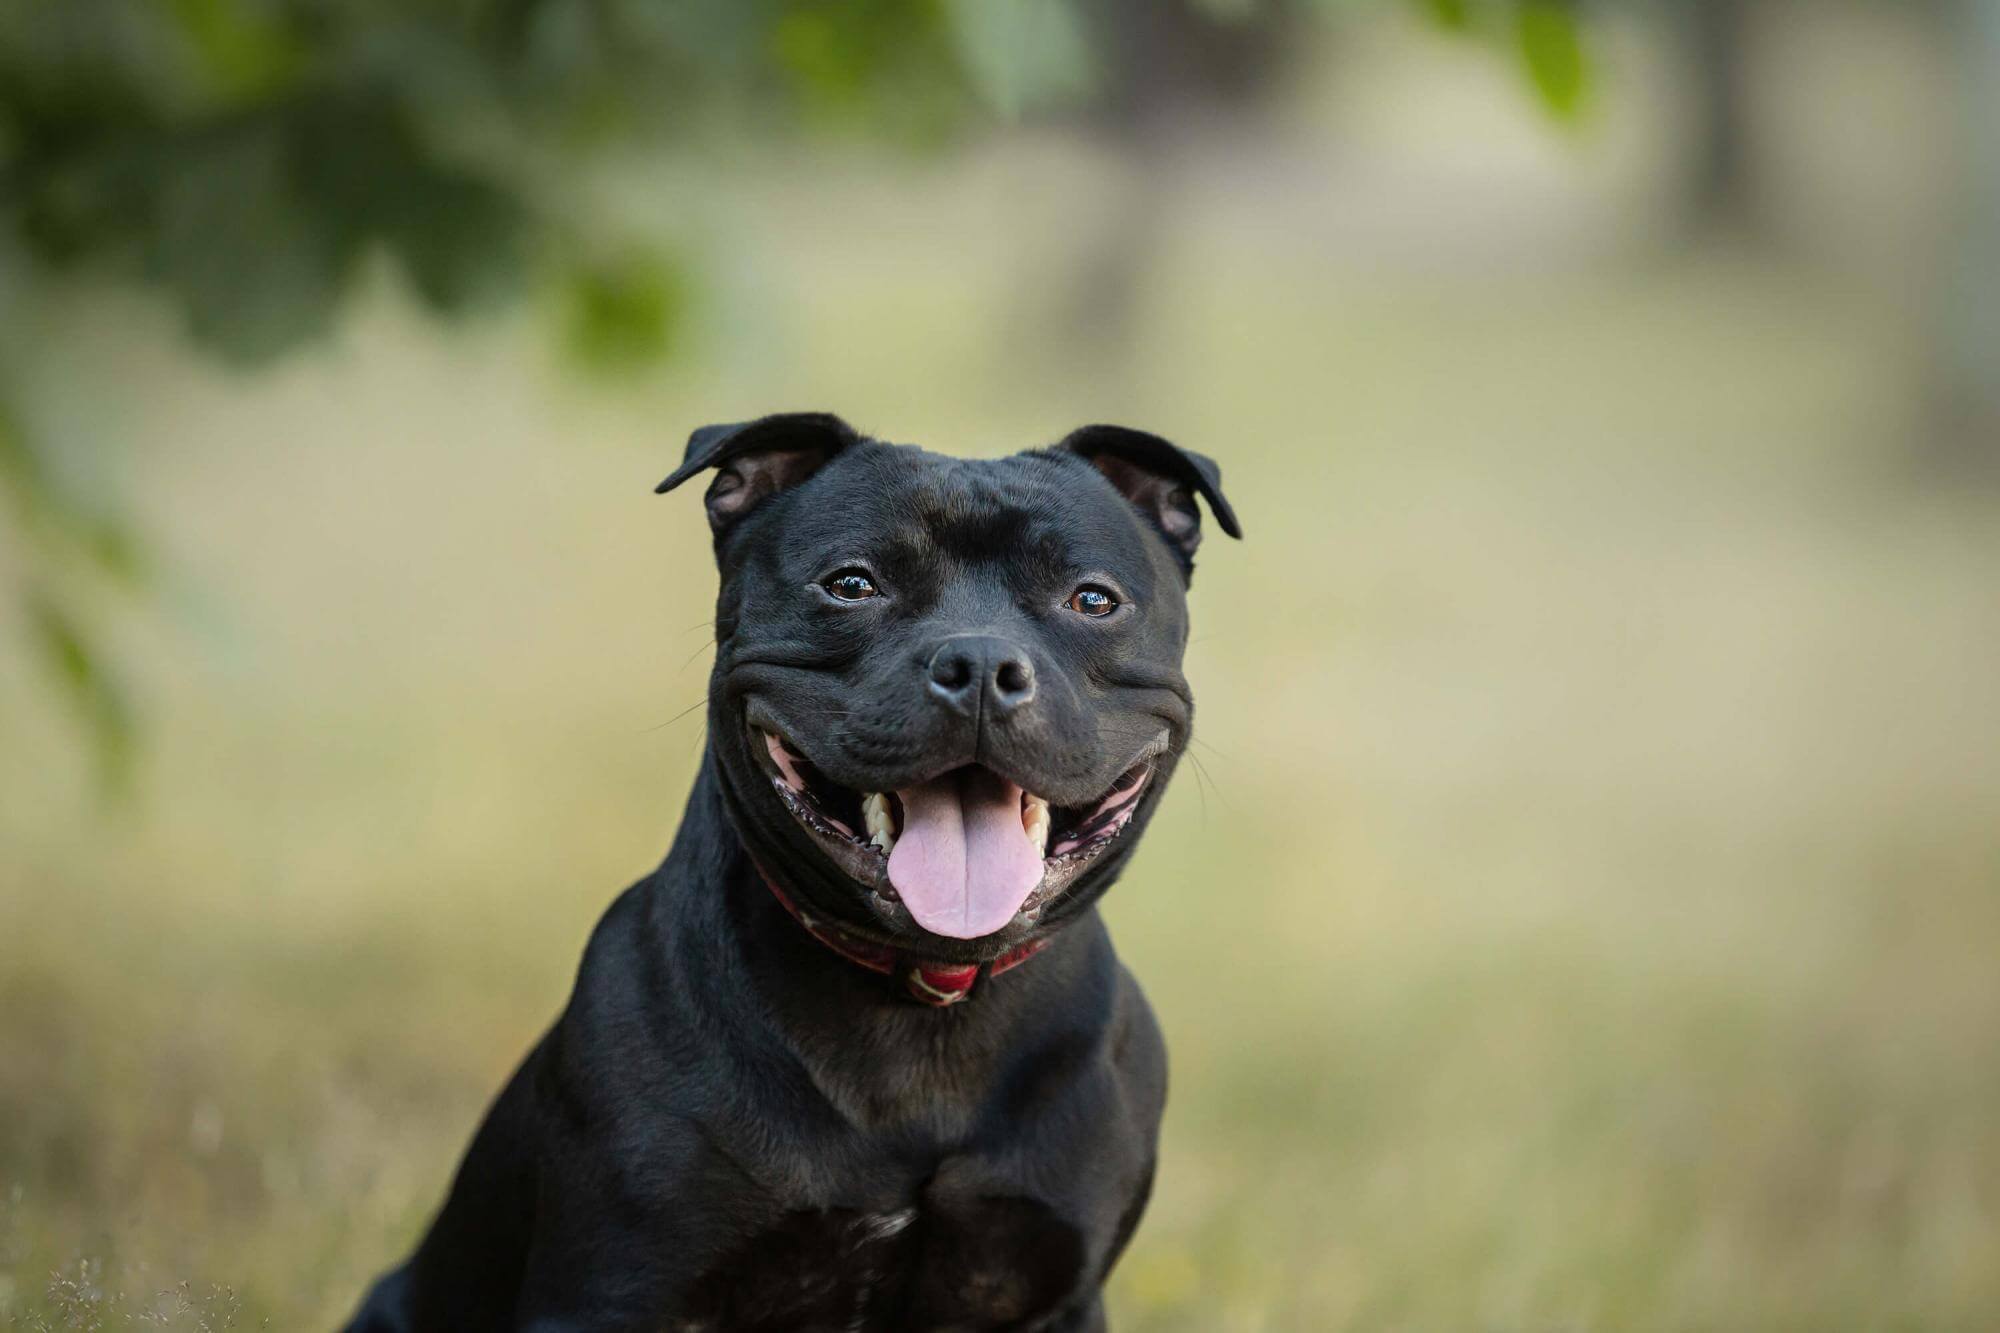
753, 726, 1155, 940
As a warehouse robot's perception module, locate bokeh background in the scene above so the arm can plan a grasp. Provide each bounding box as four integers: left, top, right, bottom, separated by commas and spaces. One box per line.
4, 1, 1998, 1327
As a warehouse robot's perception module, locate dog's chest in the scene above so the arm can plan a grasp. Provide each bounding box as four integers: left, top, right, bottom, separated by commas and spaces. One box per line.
676, 1195, 1088, 1331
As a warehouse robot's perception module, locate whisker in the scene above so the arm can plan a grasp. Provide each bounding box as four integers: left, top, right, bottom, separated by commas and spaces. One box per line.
642, 694, 712, 733
1188, 752, 1209, 823
1185, 750, 1236, 817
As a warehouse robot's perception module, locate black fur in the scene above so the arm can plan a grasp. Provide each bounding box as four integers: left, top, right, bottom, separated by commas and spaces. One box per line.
346, 415, 1237, 1331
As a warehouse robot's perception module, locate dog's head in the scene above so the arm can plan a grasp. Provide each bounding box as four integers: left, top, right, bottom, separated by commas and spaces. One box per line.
659, 413, 1240, 961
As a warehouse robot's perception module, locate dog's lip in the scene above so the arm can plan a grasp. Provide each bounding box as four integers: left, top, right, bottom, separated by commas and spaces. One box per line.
740, 704, 1163, 939
741, 698, 1169, 798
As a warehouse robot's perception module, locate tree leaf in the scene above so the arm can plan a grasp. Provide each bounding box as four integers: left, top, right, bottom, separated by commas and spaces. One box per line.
0, 391, 149, 588
24, 588, 136, 798
165, 0, 306, 105
149, 120, 349, 363
1515, 0, 1588, 120
1418, 0, 1474, 32
0, 393, 45, 502
561, 249, 690, 373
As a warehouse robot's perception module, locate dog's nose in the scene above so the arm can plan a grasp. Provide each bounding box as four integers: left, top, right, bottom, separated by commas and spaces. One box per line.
926, 636, 1037, 718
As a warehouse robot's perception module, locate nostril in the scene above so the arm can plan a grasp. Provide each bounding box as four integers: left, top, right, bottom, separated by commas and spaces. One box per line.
994, 659, 1032, 697
992, 652, 1040, 704
927, 646, 979, 708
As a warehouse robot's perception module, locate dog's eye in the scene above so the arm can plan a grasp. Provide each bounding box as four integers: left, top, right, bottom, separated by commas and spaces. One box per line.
1067, 585, 1118, 617
824, 569, 879, 602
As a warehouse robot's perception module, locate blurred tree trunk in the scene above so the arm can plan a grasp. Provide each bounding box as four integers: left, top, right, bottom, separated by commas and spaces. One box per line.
1928, 0, 2000, 472
1047, 0, 1297, 359
1680, 0, 1758, 233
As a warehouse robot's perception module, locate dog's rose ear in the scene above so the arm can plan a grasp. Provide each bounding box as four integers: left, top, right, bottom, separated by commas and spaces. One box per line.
655, 412, 860, 533
1058, 425, 1242, 569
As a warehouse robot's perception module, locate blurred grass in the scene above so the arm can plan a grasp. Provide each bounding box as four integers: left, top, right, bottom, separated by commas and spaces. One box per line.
4, 22, 2000, 1330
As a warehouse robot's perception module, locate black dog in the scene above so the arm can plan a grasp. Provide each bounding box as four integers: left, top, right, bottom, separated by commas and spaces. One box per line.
347, 413, 1240, 1331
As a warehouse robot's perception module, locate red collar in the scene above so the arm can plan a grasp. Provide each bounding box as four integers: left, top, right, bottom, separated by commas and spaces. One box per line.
756, 868, 1049, 1006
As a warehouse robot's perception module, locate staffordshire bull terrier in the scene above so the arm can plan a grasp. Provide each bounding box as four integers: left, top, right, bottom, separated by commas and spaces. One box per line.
347, 413, 1240, 1331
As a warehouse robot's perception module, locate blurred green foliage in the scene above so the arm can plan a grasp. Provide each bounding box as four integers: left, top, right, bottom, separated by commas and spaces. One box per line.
0, 0, 1583, 787
0, 0, 1585, 365
561, 247, 691, 372
0, 0, 960, 366
0, 398, 142, 795
1515, 1, 1590, 119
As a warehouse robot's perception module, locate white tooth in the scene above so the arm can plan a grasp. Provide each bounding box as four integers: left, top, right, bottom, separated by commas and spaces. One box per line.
1023, 793, 1050, 857
863, 792, 896, 854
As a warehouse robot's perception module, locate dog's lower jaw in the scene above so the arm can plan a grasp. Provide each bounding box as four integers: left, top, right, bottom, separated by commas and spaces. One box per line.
746, 720, 1163, 946
711, 756, 1154, 978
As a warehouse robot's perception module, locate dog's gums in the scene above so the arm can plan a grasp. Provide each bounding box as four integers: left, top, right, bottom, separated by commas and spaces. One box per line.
755, 725, 1154, 939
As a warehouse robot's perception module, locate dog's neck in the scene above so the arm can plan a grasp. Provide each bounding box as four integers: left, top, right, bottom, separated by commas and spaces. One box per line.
753, 866, 1052, 1006
640, 756, 1117, 1128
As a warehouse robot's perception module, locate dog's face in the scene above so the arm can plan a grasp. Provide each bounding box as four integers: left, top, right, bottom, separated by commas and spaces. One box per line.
659, 414, 1240, 961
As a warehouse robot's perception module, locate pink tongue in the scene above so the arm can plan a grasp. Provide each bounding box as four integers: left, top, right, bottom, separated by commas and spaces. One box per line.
887, 768, 1044, 939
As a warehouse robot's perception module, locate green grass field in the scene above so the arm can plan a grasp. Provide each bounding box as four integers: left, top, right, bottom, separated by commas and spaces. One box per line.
4, 98, 1999, 1329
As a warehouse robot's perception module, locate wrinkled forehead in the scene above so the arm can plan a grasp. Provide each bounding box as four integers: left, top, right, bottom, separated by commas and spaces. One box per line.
778, 446, 1161, 583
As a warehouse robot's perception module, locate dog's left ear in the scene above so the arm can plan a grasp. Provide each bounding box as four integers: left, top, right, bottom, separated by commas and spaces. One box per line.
1059, 424, 1242, 569
655, 412, 860, 533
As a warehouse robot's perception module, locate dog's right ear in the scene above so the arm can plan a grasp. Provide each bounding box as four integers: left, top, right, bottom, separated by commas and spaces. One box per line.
655, 412, 861, 533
